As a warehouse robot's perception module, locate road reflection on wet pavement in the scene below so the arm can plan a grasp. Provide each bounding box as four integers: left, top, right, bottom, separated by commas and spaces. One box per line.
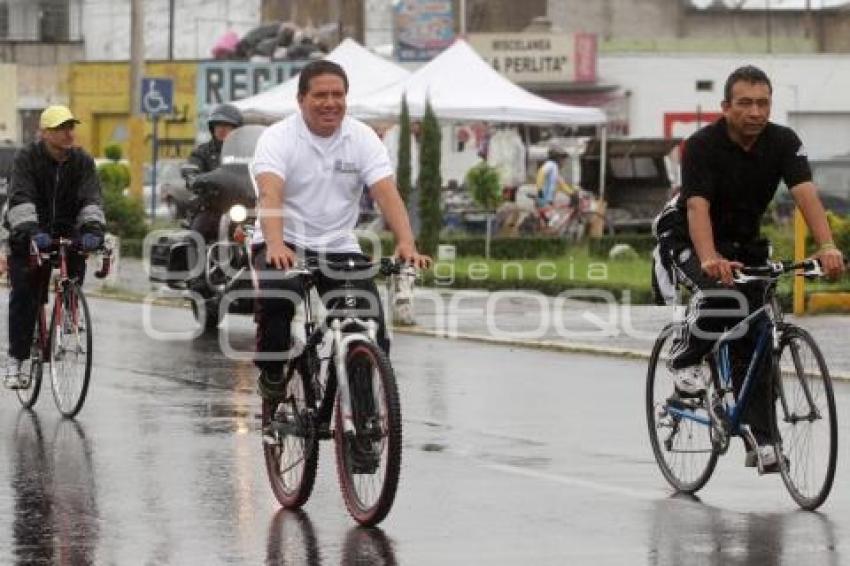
0, 297, 847, 564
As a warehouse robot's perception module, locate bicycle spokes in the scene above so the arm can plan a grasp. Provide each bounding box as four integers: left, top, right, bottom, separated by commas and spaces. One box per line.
774, 327, 837, 510
50, 285, 93, 418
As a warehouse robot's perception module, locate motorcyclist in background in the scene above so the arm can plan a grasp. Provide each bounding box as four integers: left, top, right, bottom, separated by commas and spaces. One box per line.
184, 103, 244, 241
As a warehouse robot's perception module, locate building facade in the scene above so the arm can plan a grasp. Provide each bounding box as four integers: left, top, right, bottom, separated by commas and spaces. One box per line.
599, 53, 850, 159
83, 0, 261, 61
547, 0, 850, 53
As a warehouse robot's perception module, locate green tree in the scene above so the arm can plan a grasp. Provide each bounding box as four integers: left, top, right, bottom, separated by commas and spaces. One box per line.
396, 95, 412, 206
417, 100, 442, 256
465, 161, 502, 259
97, 143, 147, 242
466, 161, 501, 212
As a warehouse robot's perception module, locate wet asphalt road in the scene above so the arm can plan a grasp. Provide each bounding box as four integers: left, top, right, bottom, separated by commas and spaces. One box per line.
1, 296, 850, 565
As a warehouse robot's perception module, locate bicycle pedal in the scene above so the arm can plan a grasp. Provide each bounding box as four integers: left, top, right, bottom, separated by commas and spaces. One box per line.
665, 394, 700, 411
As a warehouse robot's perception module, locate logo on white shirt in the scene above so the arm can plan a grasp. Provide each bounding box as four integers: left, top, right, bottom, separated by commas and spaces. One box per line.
334, 159, 358, 174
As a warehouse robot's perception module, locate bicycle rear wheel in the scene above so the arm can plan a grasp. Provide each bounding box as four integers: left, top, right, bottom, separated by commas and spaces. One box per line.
773, 325, 837, 511
49, 283, 92, 418
646, 324, 719, 493
262, 363, 319, 509
16, 311, 46, 409
334, 341, 401, 526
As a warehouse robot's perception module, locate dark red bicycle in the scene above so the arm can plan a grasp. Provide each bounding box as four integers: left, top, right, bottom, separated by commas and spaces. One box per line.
16, 237, 111, 417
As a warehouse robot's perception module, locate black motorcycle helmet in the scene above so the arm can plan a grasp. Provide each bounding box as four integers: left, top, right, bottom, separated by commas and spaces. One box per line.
208, 103, 244, 135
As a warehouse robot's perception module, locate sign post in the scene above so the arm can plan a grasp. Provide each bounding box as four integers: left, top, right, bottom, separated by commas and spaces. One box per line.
140, 77, 174, 219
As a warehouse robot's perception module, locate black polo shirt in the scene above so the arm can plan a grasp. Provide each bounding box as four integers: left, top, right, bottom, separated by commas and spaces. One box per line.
678, 117, 812, 243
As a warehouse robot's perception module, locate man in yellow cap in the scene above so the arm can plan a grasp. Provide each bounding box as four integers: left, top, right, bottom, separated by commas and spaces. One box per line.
2, 104, 105, 388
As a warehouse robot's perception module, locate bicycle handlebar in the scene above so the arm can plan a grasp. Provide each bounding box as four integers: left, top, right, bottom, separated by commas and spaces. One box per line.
29, 237, 112, 277
733, 259, 823, 283
283, 257, 416, 278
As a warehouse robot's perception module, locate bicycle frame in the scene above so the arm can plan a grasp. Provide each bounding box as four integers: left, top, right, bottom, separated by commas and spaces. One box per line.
296, 271, 381, 437
665, 289, 780, 444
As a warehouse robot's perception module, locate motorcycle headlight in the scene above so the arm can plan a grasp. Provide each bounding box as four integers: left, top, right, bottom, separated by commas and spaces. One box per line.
229, 204, 248, 223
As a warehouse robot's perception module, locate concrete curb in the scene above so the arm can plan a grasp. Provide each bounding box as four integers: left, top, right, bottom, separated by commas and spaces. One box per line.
78, 284, 850, 382
392, 325, 650, 360
392, 324, 850, 382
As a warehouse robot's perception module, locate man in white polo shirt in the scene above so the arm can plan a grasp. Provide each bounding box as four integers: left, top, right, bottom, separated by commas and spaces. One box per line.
251, 59, 431, 399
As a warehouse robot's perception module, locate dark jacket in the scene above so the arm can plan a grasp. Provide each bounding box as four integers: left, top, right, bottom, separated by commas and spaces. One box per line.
187, 139, 223, 174
5, 141, 104, 252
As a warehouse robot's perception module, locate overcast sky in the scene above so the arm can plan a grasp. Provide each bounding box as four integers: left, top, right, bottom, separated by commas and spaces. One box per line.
691, 0, 848, 9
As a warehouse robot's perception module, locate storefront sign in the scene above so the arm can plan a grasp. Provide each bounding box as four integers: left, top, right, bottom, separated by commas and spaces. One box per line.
468, 32, 597, 84
394, 0, 455, 62
197, 61, 305, 108
195, 60, 306, 137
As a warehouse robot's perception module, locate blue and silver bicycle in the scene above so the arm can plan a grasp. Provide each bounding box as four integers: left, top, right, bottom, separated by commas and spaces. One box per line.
646, 259, 837, 510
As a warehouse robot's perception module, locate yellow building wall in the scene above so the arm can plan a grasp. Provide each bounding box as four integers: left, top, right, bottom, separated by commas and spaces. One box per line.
69, 61, 198, 160
0, 64, 18, 142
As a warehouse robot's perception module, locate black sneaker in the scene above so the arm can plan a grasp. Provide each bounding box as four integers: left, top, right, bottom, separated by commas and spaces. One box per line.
258, 369, 287, 401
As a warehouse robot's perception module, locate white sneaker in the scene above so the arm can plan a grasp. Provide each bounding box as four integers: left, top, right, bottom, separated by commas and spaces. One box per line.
673, 365, 708, 397
4, 359, 25, 389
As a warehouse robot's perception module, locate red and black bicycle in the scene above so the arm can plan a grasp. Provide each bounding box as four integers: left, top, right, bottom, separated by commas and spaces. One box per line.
17, 237, 111, 418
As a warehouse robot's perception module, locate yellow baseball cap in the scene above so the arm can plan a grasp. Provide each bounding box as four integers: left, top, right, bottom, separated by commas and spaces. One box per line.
39, 105, 80, 129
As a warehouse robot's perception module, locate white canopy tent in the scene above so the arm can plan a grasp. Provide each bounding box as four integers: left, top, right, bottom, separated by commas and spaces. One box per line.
348, 39, 607, 126
232, 38, 411, 123
348, 39, 610, 198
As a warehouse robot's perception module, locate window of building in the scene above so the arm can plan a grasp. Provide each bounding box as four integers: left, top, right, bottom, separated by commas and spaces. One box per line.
0, 2, 8, 39
39, 0, 69, 42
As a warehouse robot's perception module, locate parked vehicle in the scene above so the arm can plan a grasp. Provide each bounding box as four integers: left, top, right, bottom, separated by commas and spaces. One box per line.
579, 137, 681, 232
773, 156, 850, 220
148, 125, 262, 330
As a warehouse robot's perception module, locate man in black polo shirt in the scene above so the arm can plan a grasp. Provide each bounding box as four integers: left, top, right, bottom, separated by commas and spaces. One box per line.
659, 65, 844, 471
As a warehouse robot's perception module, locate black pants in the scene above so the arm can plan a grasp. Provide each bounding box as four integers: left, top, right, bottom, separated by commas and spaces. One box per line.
190, 209, 221, 243
252, 245, 389, 376
665, 239, 773, 441
8, 252, 86, 362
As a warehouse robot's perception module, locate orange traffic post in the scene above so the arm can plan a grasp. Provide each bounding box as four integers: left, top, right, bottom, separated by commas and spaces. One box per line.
127, 115, 146, 200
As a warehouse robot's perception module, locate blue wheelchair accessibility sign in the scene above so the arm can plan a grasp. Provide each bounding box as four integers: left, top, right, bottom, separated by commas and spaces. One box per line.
140, 77, 174, 115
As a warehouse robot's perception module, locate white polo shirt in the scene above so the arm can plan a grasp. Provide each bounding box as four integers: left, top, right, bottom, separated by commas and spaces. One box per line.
251, 112, 394, 253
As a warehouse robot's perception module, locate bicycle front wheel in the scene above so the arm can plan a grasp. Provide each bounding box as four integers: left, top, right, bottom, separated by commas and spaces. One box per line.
263, 363, 319, 509
773, 325, 837, 511
49, 283, 93, 418
334, 341, 401, 526
17, 312, 46, 409
646, 324, 719, 493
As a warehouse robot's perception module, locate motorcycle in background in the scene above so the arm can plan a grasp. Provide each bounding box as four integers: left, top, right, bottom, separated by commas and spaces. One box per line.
148, 125, 264, 331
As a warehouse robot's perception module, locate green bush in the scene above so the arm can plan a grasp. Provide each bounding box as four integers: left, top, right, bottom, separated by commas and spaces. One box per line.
98, 162, 130, 194
97, 149, 147, 243
826, 211, 850, 254
359, 234, 570, 260
465, 161, 501, 211
104, 142, 123, 162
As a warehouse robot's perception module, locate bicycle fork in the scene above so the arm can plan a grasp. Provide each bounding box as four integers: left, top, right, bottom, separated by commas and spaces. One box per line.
332, 318, 379, 436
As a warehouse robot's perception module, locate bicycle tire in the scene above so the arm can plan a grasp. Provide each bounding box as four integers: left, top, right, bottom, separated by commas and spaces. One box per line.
16, 310, 46, 409
49, 283, 93, 418
772, 325, 837, 511
646, 324, 719, 493
334, 341, 401, 526
263, 362, 320, 509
